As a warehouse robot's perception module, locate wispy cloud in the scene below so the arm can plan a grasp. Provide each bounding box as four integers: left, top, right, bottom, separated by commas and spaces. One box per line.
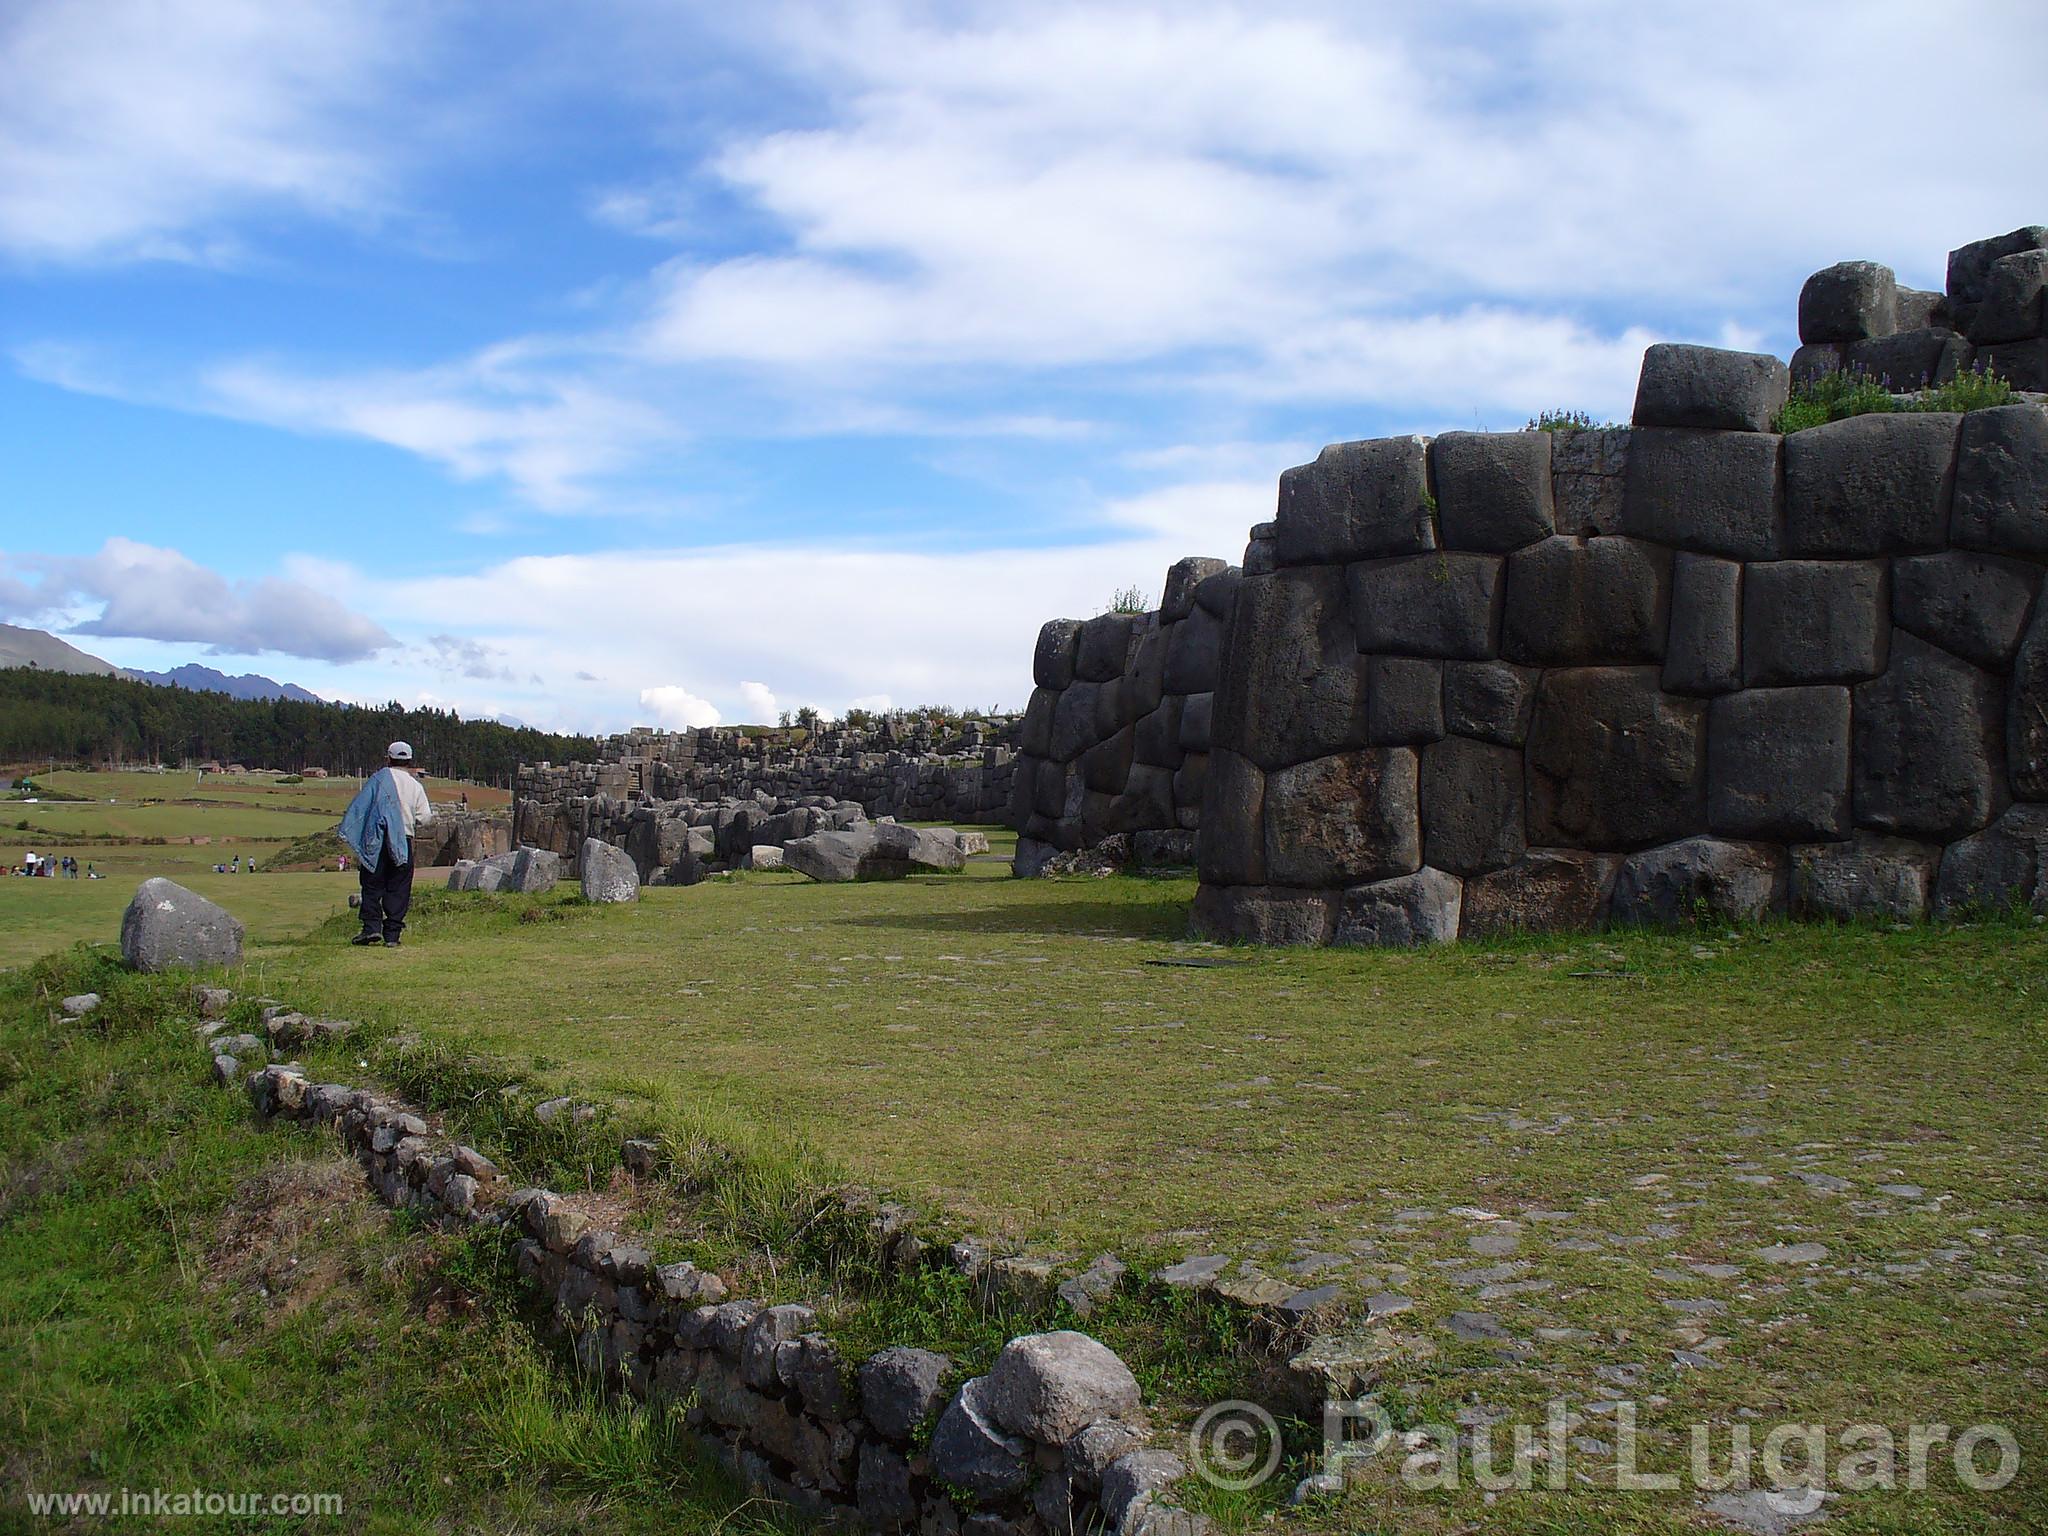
0, 0, 421, 265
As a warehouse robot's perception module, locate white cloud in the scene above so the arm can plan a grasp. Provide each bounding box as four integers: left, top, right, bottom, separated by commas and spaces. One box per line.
0, 0, 415, 264
639, 684, 721, 730
0, 537, 394, 662
736, 680, 778, 723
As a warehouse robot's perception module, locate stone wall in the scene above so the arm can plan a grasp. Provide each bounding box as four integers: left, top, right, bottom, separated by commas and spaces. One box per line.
1192, 229, 2048, 945
409, 809, 512, 867
1008, 557, 1239, 874
178, 985, 1213, 1536
517, 719, 1019, 848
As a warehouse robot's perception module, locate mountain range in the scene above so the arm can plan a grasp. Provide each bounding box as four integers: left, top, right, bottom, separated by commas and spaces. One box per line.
0, 623, 322, 703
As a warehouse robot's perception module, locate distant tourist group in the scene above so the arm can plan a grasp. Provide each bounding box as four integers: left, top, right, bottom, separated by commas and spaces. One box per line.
210, 855, 255, 875
12, 852, 96, 879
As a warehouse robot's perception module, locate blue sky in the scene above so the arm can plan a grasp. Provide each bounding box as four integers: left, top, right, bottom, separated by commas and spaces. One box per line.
3, 0, 2043, 734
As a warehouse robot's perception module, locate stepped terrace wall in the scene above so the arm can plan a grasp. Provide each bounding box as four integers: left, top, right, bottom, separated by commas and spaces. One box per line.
1008, 557, 1238, 874
1192, 344, 2048, 945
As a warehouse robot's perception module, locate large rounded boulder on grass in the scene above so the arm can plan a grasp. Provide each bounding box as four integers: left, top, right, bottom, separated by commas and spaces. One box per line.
120, 878, 244, 972
578, 838, 640, 903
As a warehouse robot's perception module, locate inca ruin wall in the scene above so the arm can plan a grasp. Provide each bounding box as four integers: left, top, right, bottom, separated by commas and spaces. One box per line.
1187, 227, 2048, 945
1007, 557, 1240, 875
514, 720, 1018, 875
998, 228, 2048, 942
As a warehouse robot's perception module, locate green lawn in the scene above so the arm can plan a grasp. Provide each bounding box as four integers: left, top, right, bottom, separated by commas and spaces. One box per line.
0, 959, 796, 1535
6, 801, 2045, 1532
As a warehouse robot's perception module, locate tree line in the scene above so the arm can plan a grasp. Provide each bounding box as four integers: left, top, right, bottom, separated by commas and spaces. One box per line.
0, 667, 596, 787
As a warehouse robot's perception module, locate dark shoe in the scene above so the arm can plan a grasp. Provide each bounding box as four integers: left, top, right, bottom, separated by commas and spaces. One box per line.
350, 931, 383, 947
383, 936, 402, 947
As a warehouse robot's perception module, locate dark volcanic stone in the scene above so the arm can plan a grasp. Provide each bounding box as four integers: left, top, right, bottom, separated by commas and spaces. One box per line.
1620, 429, 1782, 559
1431, 431, 1554, 551
1262, 749, 1420, 887
1707, 685, 1851, 841
1783, 412, 1959, 557
1502, 536, 1672, 665
1525, 668, 1706, 850
1275, 437, 1435, 565
1853, 629, 2004, 841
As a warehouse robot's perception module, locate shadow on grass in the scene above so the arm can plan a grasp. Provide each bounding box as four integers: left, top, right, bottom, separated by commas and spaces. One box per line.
823, 897, 1196, 939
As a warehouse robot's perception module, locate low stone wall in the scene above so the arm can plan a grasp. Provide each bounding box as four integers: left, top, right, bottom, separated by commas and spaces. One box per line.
180, 987, 1218, 1536
512, 792, 867, 879
1193, 229, 2048, 944
1008, 558, 1238, 874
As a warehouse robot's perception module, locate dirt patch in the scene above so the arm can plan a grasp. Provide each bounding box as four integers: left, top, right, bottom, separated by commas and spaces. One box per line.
202, 1155, 418, 1323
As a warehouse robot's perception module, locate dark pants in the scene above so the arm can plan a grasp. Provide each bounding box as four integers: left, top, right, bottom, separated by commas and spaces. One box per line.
358, 849, 416, 941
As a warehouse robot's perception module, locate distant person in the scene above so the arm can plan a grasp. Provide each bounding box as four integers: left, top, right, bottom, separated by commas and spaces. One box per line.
86, 862, 99, 879
23, 850, 37, 876
338, 740, 433, 949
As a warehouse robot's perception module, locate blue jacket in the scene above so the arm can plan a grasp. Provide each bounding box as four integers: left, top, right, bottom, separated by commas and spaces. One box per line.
339, 767, 411, 870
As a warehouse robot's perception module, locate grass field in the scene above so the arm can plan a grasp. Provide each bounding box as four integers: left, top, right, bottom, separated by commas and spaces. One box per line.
0, 958, 796, 1535
4, 788, 2044, 1531
0, 769, 493, 969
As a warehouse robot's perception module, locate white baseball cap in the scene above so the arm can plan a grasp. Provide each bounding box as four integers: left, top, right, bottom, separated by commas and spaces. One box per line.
386, 740, 414, 762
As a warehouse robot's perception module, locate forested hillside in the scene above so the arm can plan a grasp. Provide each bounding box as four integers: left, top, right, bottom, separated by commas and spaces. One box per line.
0, 667, 595, 786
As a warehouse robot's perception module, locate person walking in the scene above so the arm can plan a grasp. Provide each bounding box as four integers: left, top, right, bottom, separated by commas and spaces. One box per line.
338, 741, 434, 948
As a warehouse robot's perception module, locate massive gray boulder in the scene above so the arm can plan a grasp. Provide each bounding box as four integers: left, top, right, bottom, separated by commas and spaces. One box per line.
1799, 260, 1898, 342
1442, 661, 1537, 746
1333, 867, 1463, 947
1632, 344, 1789, 434
1262, 749, 1419, 887
859, 1347, 953, 1443
1932, 805, 2048, 918
1188, 884, 1335, 945
1947, 228, 2048, 331
1783, 412, 1960, 556
503, 847, 561, 894
1213, 566, 1369, 771
1847, 327, 1972, 390
1421, 736, 1525, 874
1619, 429, 1781, 559
121, 878, 244, 971
1892, 551, 2038, 671
1707, 686, 1851, 841
929, 1377, 1031, 1500
1663, 553, 1742, 694
1791, 836, 1939, 923
1431, 430, 1554, 551
1951, 405, 2048, 560
1501, 536, 1672, 665
784, 826, 877, 882
1349, 553, 1503, 659
2009, 599, 2048, 800
1741, 560, 1887, 686
1365, 656, 1444, 745
1460, 849, 1618, 938
1274, 437, 1434, 565
1525, 668, 1706, 849
784, 821, 965, 882
579, 837, 640, 903
1967, 248, 2048, 343
1610, 837, 1787, 926
1853, 631, 2003, 842
1195, 751, 1265, 885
